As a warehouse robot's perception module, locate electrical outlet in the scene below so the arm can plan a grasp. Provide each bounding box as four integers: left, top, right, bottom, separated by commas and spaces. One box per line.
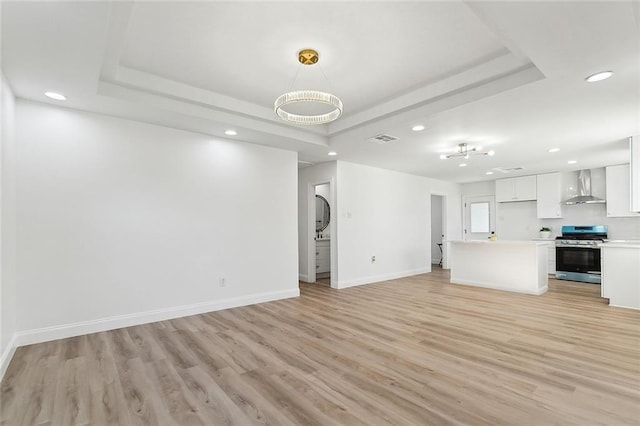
371, 255, 376, 263
219, 277, 226, 287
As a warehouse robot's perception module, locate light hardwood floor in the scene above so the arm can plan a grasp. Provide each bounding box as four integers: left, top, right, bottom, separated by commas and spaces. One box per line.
2, 268, 639, 425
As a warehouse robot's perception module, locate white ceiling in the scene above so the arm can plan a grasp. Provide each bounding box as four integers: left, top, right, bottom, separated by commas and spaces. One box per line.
2, 1, 639, 183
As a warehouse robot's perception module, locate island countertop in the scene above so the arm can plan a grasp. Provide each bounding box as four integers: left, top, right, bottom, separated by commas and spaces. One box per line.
448, 240, 549, 245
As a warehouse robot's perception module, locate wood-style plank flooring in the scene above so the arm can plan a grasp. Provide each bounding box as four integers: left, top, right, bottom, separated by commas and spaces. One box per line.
2, 268, 639, 425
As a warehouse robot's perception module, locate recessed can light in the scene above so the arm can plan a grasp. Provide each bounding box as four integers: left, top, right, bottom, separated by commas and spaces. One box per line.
585, 71, 613, 83
328, 151, 337, 156
485, 171, 494, 175
411, 125, 425, 132
224, 130, 237, 136
568, 160, 577, 164
548, 148, 560, 153
487, 150, 495, 156
44, 91, 66, 101
459, 163, 467, 167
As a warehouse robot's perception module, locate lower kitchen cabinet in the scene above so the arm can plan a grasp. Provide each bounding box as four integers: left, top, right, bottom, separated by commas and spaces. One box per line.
601, 242, 640, 309
533, 239, 556, 274
316, 239, 330, 273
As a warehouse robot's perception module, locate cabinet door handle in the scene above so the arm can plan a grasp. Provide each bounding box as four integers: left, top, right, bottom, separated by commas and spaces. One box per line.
316, 265, 320, 269
316, 251, 319, 255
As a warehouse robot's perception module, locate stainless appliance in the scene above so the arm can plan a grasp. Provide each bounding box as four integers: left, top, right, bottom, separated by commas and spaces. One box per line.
563, 170, 606, 205
555, 225, 607, 284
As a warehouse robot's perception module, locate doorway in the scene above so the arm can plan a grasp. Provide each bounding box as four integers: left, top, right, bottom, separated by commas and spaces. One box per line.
314, 183, 331, 285
430, 194, 446, 269
463, 195, 496, 241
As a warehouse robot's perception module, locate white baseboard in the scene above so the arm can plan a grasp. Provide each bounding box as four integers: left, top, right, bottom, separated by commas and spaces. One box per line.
450, 278, 548, 296
0, 333, 18, 382
299, 273, 309, 283
431, 258, 440, 264
14, 288, 300, 348
337, 267, 429, 289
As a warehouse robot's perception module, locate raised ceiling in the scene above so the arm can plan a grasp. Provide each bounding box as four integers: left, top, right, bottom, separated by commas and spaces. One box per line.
2, 1, 639, 183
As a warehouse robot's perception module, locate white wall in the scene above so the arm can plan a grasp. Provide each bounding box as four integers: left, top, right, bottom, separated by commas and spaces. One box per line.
298, 162, 336, 284
0, 73, 18, 378
430, 195, 443, 264
336, 161, 462, 287
15, 100, 299, 342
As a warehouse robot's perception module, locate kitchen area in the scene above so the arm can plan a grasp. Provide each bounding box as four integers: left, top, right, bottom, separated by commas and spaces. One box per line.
450, 137, 640, 310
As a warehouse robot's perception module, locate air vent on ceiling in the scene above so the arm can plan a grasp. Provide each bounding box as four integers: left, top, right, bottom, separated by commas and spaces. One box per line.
298, 161, 314, 169
368, 134, 399, 144
492, 167, 524, 174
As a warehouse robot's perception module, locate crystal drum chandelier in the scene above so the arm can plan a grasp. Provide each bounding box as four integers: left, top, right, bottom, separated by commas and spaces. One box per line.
274, 49, 343, 125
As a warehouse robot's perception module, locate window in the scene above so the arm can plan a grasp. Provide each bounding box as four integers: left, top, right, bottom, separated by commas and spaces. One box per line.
470, 202, 490, 233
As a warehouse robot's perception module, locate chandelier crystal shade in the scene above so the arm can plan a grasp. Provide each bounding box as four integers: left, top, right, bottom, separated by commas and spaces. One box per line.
274, 49, 343, 125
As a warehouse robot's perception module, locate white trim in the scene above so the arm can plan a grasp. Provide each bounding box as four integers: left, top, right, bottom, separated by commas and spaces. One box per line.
337, 267, 429, 289
431, 258, 441, 264
450, 278, 548, 295
299, 273, 309, 282
609, 303, 640, 311
0, 334, 18, 382
14, 288, 299, 347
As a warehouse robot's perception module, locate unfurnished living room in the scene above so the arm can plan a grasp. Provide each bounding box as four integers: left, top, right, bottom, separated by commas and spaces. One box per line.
1, 1, 639, 425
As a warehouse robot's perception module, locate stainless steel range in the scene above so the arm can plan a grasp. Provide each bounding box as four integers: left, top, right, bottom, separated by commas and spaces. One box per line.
555, 225, 607, 284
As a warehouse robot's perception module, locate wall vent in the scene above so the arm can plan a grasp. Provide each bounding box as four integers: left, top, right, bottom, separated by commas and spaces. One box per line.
298, 161, 314, 169
368, 134, 399, 144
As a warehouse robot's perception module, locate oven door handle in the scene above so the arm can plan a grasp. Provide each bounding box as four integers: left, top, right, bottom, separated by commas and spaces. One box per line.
556, 244, 600, 248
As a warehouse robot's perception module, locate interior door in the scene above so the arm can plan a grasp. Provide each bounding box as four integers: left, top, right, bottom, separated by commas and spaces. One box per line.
463, 195, 496, 240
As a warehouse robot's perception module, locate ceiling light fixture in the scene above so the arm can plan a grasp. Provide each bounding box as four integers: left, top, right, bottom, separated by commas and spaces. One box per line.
274, 49, 343, 125
440, 143, 495, 160
568, 160, 577, 164
411, 125, 425, 132
459, 163, 467, 167
224, 130, 237, 136
44, 91, 67, 100
548, 148, 560, 153
328, 151, 337, 156
585, 71, 613, 83
486, 171, 494, 175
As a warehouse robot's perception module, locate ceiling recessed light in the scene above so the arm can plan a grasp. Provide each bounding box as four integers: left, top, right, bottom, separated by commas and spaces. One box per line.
568, 160, 577, 164
487, 150, 495, 156
328, 151, 337, 156
224, 130, 237, 136
459, 163, 467, 167
439, 154, 447, 160
585, 71, 613, 83
411, 125, 425, 132
548, 148, 560, 153
44, 91, 66, 101
485, 171, 494, 175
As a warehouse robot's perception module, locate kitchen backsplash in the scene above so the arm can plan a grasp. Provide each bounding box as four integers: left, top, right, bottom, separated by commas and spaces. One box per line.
497, 200, 640, 240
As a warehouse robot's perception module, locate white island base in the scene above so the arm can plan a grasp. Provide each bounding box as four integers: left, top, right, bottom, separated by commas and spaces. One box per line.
448, 240, 549, 295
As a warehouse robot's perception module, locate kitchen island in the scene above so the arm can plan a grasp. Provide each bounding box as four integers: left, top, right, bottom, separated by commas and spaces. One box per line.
448, 240, 548, 295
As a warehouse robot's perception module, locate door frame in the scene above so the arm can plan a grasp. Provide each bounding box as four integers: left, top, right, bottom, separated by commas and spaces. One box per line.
462, 195, 496, 241
308, 179, 337, 288
430, 192, 448, 269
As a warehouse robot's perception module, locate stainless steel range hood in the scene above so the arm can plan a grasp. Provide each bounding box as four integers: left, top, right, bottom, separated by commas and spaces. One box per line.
564, 169, 606, 205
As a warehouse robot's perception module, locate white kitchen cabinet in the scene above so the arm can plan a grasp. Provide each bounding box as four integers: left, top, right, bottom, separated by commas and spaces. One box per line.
495, 176, 537, 202
601, 242, 640, 309
605, 164, 640, 217
316, 239, 330, 273
536, 173, 563, 218
533, 239, 556, 275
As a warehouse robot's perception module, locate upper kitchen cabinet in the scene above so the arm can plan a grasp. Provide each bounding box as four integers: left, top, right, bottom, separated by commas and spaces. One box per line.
536, 172, 563, 218
495, 175, 537, 202
605, 164, 640, 217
